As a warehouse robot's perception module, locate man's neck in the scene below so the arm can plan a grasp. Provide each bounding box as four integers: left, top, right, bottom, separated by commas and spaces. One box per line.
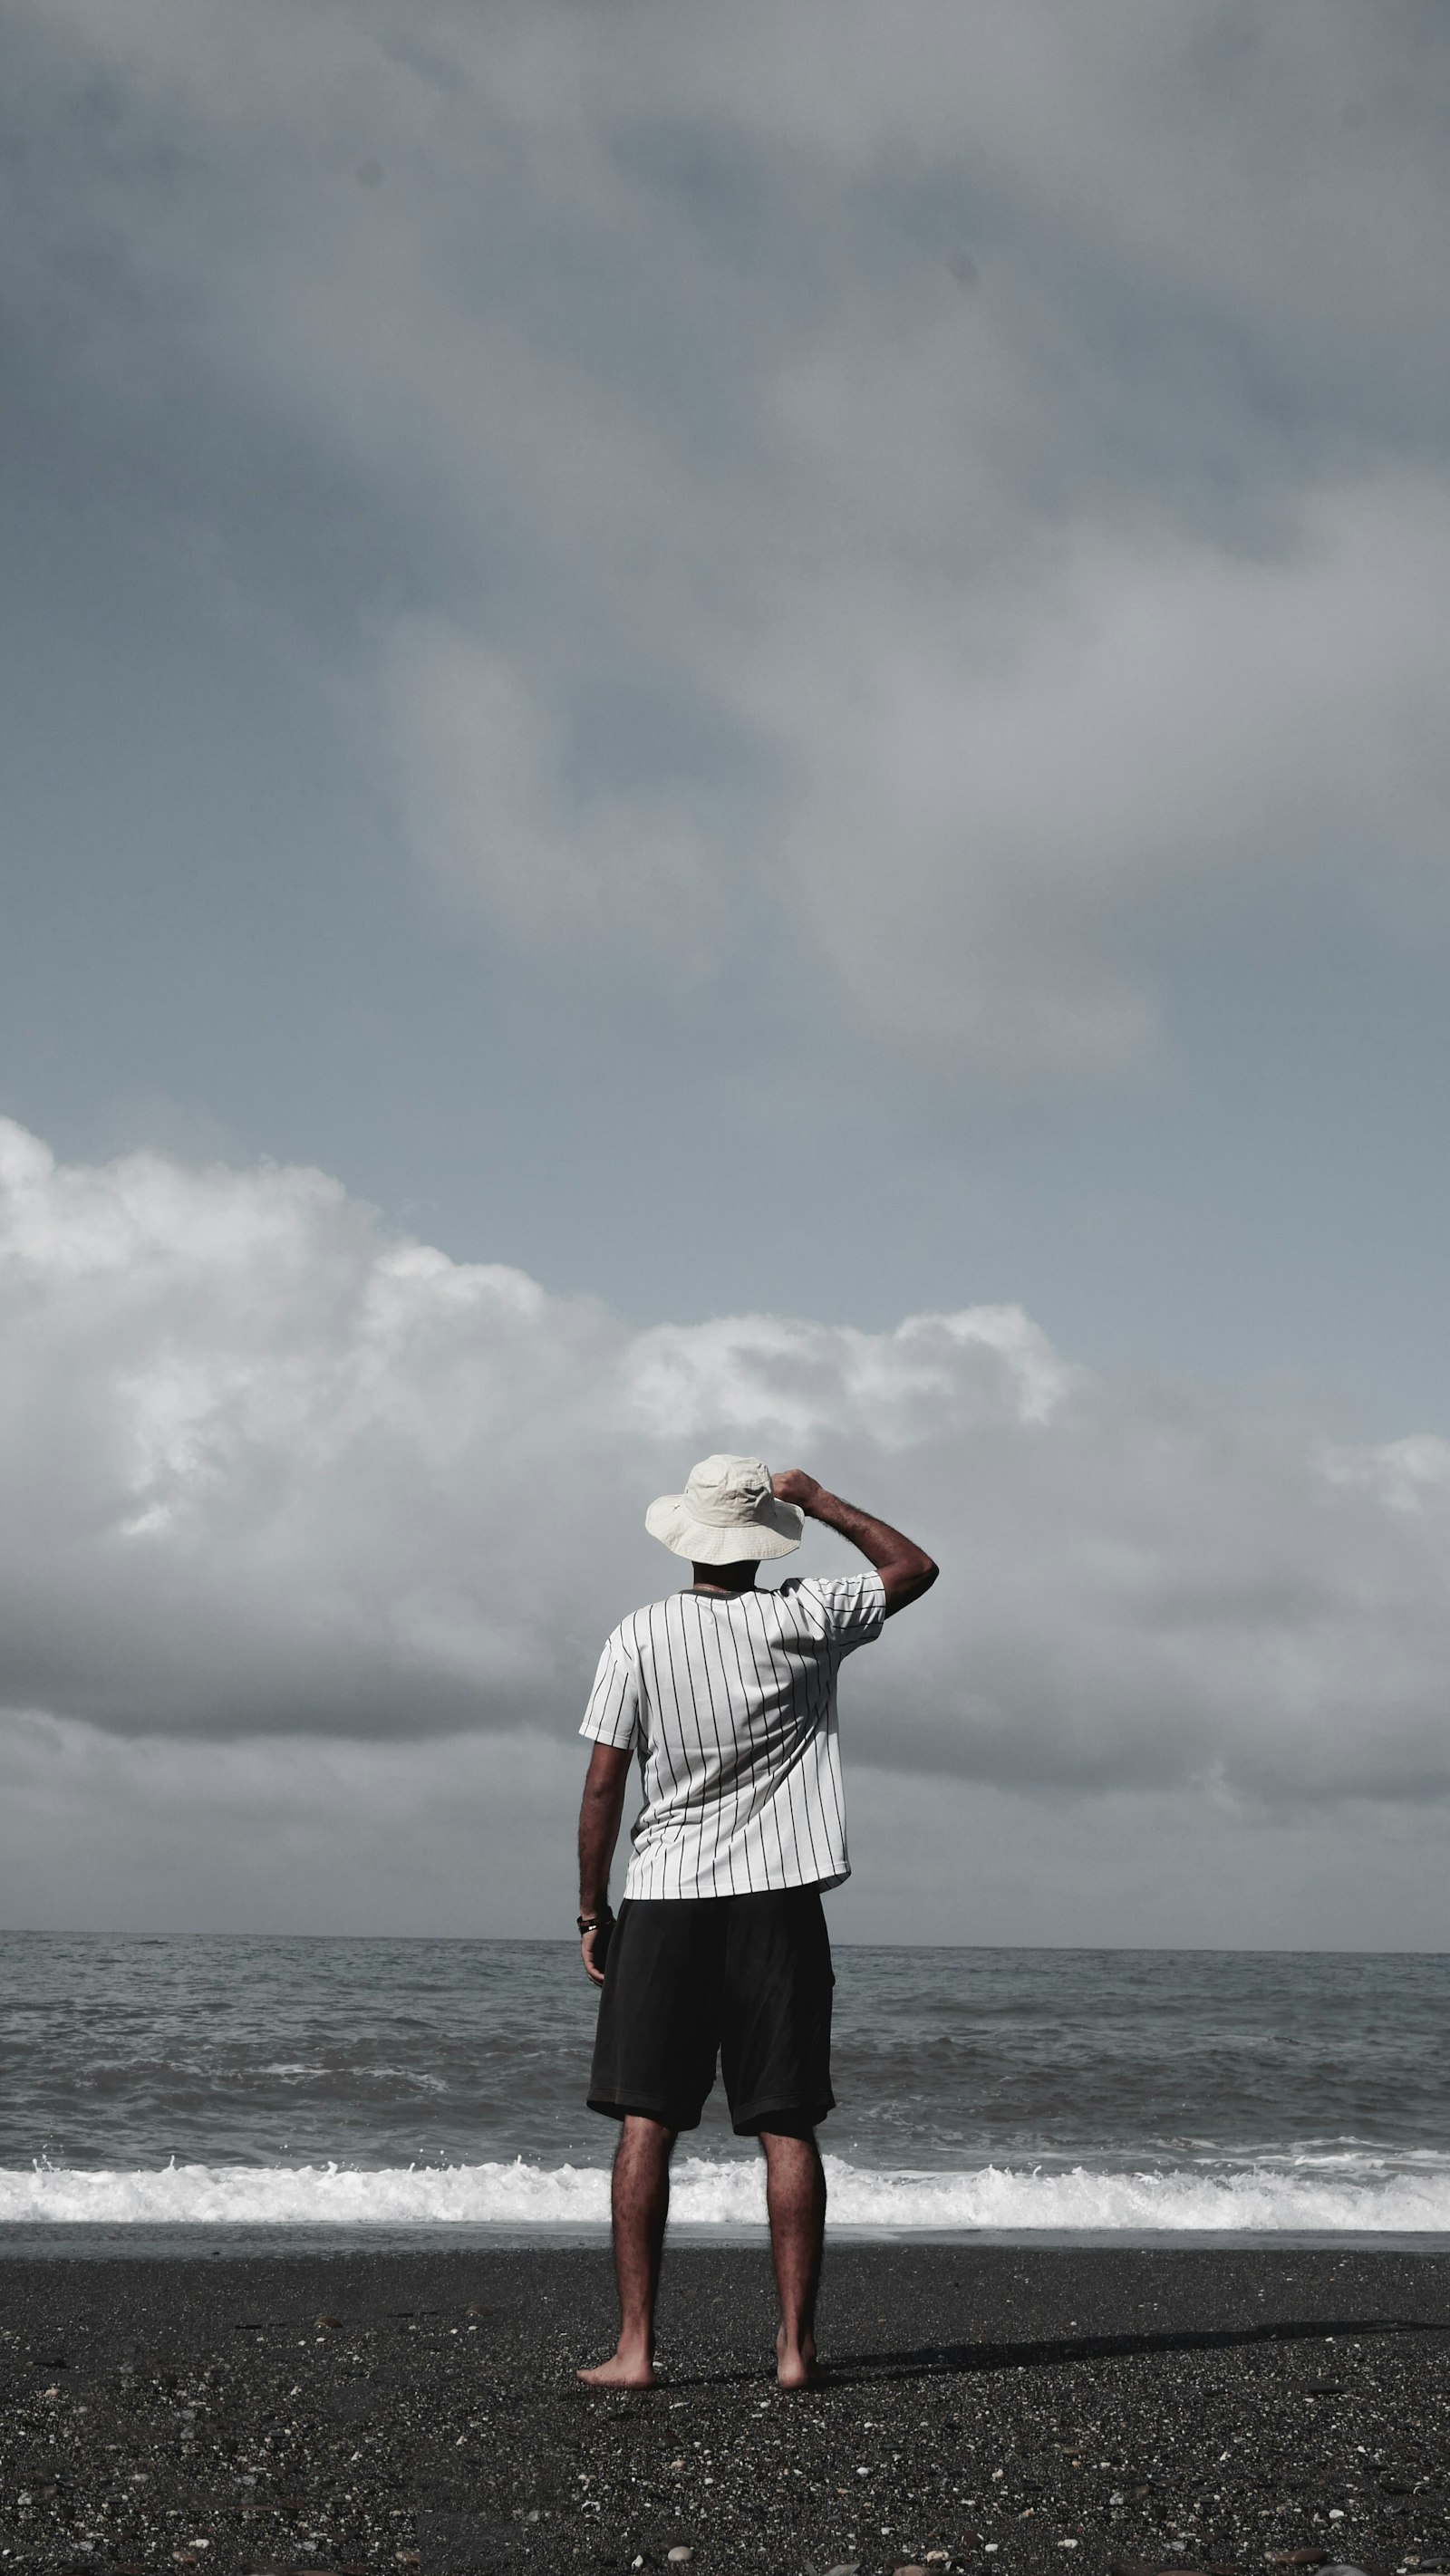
688, 1560, 759, 1596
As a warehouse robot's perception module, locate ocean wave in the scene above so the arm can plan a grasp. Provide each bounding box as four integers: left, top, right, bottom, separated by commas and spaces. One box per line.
5, 2153, 1450, 2231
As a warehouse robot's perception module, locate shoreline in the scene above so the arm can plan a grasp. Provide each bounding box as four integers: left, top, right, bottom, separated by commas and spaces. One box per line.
2, 2243, 1447, 2573
7, 2221, 1450, 2260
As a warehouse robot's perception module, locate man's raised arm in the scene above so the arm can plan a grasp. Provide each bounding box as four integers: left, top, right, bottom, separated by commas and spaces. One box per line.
771, 1470, 938, 1615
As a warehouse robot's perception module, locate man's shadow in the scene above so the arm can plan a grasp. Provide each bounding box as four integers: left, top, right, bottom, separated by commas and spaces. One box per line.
656, 2311, 1447, 2391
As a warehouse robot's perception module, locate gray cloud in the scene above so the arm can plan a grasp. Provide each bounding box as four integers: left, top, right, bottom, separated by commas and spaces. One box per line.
5, 1115, 1450, 1815
3, 1714, 1446, 1946
6, 0, 1450, 1076
0, 1706, 583, 1938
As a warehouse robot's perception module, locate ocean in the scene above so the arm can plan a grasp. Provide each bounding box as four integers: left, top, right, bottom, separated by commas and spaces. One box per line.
2, 1932, 1446, 2241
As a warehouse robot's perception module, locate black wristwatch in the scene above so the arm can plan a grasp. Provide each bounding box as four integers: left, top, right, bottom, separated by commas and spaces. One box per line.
577, 1908, 614, 1936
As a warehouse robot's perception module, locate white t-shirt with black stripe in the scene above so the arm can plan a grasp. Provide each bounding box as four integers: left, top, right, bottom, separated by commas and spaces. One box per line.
579, 1572, 887, 1901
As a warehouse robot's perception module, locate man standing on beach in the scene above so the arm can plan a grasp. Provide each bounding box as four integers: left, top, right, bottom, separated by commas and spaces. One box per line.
575, 1454, 938, 2389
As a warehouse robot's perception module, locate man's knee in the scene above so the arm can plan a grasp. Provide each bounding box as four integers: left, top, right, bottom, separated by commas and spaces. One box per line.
619, 2112, 678, 2153
758, 2126, 824, 2172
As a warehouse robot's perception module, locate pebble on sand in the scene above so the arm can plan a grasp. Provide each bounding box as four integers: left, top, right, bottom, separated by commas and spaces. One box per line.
5, 2243, 1446, 2576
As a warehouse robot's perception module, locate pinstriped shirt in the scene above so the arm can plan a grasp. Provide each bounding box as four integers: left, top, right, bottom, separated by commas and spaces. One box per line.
579, 1573, 887, 1900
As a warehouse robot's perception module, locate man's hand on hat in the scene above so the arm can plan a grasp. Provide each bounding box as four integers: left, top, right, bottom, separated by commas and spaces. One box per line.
771, 1468, 823, 1513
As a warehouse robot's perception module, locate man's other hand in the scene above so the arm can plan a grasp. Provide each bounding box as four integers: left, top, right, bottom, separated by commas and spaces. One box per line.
771, 1468, 938, 1616
581, 1921, 612, 1987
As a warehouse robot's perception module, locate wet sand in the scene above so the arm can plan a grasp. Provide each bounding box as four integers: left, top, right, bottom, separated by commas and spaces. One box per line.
2, 2241, 1447, 2576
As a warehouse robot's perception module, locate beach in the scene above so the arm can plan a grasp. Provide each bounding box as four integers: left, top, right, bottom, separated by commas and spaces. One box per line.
2, 2242, 1447, 2576
7, 1940, 1450, 2571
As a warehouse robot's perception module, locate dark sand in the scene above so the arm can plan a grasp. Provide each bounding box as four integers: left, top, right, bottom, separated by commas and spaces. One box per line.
2, 2240, 1448, 2576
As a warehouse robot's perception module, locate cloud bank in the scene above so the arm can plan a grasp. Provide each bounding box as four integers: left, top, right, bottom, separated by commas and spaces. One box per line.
4, 1115, 1449, 1812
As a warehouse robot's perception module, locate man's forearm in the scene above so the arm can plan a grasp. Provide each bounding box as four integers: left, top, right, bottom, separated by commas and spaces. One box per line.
807, 1485, 915, 1566
774, 1468, 938, 1614
577, 1751, 630, 1913
577, 1745, 631, 1989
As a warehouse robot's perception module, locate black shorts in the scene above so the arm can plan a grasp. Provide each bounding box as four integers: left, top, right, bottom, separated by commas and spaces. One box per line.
587, 1886, 836, 2137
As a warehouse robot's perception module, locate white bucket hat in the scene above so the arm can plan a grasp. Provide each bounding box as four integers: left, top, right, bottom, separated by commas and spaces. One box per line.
644, 1452, 805, 1564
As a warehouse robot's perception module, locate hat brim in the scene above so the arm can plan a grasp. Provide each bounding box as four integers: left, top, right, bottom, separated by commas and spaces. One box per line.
644, 1493, 805, 1563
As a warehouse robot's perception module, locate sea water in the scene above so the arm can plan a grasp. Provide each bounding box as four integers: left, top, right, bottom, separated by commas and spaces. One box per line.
2, 1933, 1446, 2239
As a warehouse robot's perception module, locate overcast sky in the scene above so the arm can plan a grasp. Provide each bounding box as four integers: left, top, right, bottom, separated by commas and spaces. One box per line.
3, 0, 1450, 1944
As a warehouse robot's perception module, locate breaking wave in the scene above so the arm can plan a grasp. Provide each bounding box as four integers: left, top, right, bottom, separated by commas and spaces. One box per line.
5, 2151, 1450, 2233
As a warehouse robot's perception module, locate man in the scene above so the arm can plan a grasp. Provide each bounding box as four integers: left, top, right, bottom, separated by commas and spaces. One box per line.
575, 1452, 938, 2389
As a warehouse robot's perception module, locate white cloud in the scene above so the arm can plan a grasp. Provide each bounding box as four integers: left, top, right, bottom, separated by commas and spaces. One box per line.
4, 1116, 1450, 1819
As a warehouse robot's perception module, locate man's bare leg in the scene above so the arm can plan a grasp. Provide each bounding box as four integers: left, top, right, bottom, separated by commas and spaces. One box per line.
760, 2128, 826, 2388
577, 2115, 675, 2388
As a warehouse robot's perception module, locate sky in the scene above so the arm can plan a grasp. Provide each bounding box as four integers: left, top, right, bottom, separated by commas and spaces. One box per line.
2, 0, 1450, 1944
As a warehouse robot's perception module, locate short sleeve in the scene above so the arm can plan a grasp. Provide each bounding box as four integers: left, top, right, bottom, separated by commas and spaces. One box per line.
797, 1570, 888, 1657
579, 1634, 641, 1750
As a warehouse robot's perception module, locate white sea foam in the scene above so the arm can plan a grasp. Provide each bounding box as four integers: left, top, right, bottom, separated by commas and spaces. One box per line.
5, 2153, 1450, 2233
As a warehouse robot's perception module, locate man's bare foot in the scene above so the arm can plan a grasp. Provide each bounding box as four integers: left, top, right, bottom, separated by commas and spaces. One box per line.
577, 2347, 658, 2389
776, 2323, 821, 2389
